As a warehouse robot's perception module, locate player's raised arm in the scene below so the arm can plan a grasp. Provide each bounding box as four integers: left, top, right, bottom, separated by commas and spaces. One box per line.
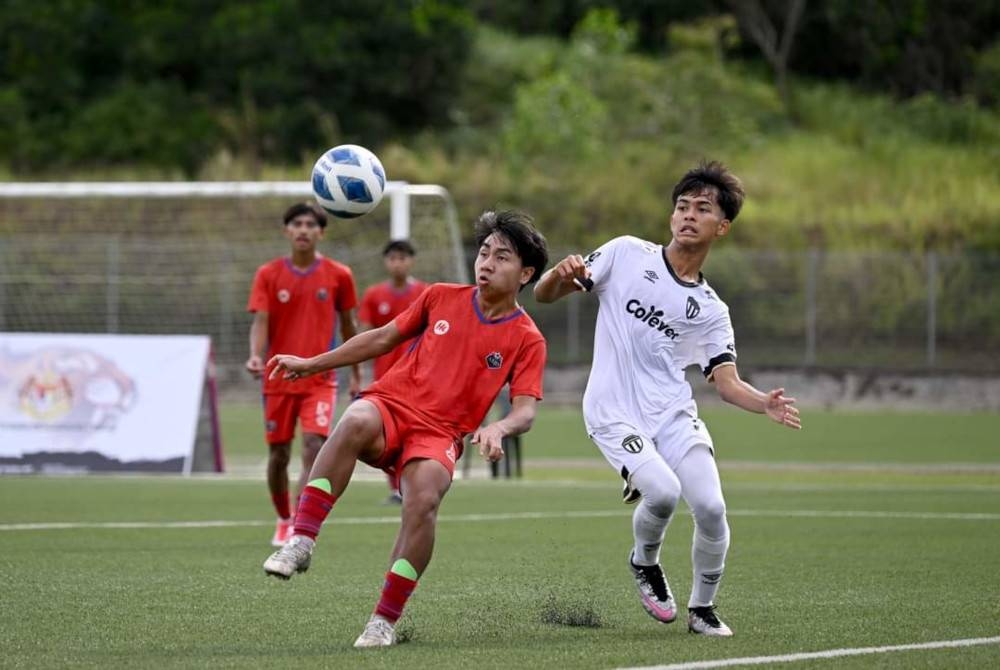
710, 364, 801, 430
533, 254, 591, 303
268, 322, 406, 381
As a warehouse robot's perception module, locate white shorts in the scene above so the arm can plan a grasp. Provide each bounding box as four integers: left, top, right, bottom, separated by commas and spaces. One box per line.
587, 403, 715, 480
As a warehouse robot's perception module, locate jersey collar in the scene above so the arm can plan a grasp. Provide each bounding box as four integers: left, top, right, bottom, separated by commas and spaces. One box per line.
661, 247, 704, 287
471, 288, 524, 324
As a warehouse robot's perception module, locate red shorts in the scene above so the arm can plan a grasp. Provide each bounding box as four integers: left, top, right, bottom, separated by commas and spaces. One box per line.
263, 387, 336, 445
363, 392, 464, 479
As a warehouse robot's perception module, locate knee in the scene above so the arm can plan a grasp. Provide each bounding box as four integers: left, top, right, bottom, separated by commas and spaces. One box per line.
693, 499, 728, 537
301, 435, 324, 461
403, 488, 443, 523
269, 445, 291, 468
335, 408, 381, 445
643, 485, 680, 517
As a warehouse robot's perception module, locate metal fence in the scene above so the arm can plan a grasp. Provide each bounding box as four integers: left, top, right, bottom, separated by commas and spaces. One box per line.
2, 238, 998, 387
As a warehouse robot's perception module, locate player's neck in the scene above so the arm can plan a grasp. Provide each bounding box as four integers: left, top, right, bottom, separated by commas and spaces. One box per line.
389, 276, 409, 289
664, 242, 707, 283
475, 290, 519, 320
290, 249, 318, 269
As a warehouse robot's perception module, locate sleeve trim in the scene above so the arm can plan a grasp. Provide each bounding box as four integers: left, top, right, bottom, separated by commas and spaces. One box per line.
703, 354, 736, 380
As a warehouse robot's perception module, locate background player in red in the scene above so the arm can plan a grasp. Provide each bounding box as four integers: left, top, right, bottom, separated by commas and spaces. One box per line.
358, 239, 427, 503
245, 202, 361, 547
261, 209, 549, 648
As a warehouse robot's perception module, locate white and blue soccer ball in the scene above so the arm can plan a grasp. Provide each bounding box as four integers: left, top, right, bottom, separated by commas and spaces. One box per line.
311, 144, 387, 219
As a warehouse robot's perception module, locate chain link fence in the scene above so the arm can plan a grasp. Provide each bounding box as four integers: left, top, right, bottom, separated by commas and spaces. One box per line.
2, 238, 998, 390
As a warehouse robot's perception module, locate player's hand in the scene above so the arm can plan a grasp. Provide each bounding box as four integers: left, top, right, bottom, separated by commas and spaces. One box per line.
552, 254, 592, 290
267, 354, 313, 381
348, 367, 362, 398
470, 424, 505, 462
245, 355, 265, 379
765, 388, 801, 429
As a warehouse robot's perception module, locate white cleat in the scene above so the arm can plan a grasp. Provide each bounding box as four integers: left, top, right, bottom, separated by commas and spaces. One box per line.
263, 535, 314, 579
688, 605, 733, 637
629, 551, 677, 623
353, 615, 396, 648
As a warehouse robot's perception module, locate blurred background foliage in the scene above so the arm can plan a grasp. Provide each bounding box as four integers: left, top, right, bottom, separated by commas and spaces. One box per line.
1, 0, 998, 252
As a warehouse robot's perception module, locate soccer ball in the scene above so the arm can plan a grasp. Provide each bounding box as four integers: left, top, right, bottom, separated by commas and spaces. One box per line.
311, 144, 387, 219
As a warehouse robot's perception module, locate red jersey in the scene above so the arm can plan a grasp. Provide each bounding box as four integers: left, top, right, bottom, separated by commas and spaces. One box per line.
358, 279, 428, 380
365, 284, 546, 436
247, 255, 357, 394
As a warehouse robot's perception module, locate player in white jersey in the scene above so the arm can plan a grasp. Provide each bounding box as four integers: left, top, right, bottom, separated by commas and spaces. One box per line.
535, 161, 801, 637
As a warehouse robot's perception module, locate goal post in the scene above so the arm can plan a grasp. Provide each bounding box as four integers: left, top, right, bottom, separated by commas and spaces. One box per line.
0, 180, 469, 473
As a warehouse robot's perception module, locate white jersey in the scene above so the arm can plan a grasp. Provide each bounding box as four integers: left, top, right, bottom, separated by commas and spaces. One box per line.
582, 236, 737, 436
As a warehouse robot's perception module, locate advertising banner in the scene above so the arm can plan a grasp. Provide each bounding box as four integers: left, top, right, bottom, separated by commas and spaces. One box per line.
0, 333, 218, 474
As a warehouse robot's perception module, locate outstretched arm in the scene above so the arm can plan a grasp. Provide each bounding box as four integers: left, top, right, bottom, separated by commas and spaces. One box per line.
471, 395, 539, 462
711, 364, 801, 430
534, 254, 591, 303
268, 321, 406, 381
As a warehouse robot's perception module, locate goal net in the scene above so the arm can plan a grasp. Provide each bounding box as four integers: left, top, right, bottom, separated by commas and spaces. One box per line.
0, 181, 467, 395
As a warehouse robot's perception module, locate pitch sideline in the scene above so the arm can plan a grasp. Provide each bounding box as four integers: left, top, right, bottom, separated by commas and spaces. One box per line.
615, 635, 1000, 670
2, 506, 1000, 532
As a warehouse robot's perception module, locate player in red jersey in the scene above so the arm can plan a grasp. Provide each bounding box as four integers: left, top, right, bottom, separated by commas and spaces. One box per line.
261, 209, 549, 648
245, 202, 361, 548
358, 239, 427, 503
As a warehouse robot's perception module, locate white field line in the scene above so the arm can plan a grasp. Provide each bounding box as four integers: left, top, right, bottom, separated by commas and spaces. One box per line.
615, 635, 1000, 670
3, 507, 1000, 532
8, 473, 999, 494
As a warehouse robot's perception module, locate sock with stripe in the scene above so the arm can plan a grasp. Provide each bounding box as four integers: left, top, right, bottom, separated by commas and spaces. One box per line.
374, 558, 419, 624
292, 478, 337, 540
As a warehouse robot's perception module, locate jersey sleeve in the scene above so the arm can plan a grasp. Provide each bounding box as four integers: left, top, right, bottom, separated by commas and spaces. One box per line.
700, 310, 737, 380
335, 265, 359, 312
247, 266, 270, 313
358, 287, 375, 326
508, 334, 546, 400
391, 284, 436, 339
583, 236, 626, 293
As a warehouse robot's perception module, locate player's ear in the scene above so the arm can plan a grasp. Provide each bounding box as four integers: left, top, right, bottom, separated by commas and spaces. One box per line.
519, 265, 536, 287
716, 219, 730, 238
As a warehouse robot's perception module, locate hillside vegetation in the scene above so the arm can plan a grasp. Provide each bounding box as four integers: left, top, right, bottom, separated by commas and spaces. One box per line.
2, 10, 998, 252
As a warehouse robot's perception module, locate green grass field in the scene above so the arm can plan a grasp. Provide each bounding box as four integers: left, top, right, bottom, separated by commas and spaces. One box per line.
2, 404, 999, 669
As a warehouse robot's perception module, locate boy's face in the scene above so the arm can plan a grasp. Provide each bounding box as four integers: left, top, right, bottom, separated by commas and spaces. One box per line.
475, 233, 533, 297
284, 213, 324, 251
669, 187, 730, 247
384, 250, 414, 282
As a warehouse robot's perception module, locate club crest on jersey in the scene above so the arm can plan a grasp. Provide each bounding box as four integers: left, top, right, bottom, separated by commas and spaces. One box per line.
622, 434, 643, 454
433, 320, 450, 335
277, 289, 290, 303
378, 302, 391, 315
686, 296, 701, 319
485, 352, 503, 369
316, 288, 328, 301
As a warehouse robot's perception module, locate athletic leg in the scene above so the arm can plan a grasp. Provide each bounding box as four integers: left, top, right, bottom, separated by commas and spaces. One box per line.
675, 445, 733, 636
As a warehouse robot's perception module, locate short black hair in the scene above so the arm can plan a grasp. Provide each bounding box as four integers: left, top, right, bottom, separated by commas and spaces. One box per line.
283, 202, 327, 228
474, 209, 549, 291
671, 161, 745, 221
383, 239, 416, 256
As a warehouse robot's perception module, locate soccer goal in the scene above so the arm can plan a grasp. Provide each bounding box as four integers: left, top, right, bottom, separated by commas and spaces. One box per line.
0, 180, 467, 474
0, 180, 467, 380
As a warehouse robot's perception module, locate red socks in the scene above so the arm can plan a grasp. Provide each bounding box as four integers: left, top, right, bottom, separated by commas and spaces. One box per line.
374, 571, 418, 624
292, 485, 337, 539
270, 491, 291, 520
